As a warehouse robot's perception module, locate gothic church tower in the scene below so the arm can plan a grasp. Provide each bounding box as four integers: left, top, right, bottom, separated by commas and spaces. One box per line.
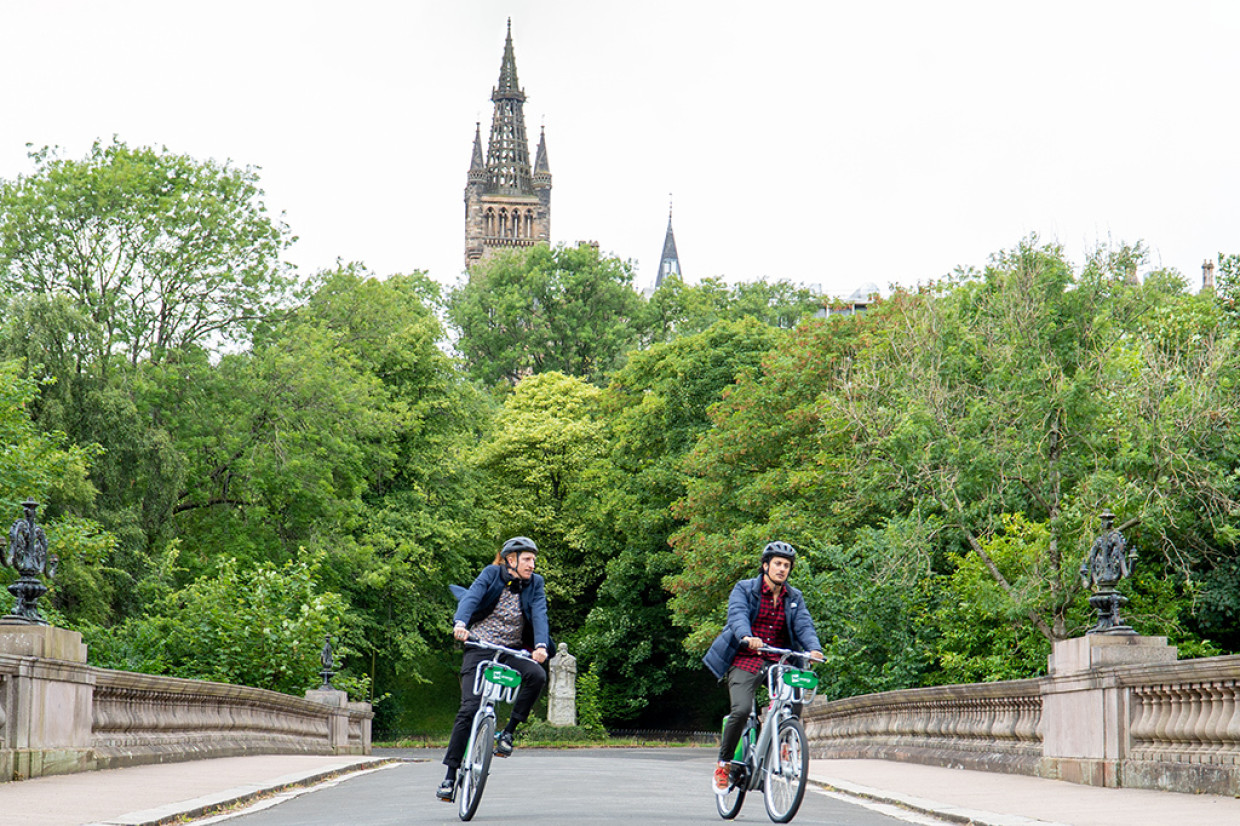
465, 20, 552, 270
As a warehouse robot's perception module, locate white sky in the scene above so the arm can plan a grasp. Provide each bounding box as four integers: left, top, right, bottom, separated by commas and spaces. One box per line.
1, 1, 1237, 297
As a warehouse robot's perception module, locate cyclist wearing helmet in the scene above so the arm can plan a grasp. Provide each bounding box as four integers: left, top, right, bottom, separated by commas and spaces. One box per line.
437, 536, 550, 801
703, 541, 824, 796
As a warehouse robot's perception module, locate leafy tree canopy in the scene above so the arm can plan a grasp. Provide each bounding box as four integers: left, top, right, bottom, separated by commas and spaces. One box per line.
448, 244, 643, 386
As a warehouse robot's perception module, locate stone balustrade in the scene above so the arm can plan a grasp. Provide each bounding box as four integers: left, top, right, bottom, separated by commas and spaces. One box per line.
0, 626, 371, 781
804, 678, 1044, 775
803, 634, 1240, 795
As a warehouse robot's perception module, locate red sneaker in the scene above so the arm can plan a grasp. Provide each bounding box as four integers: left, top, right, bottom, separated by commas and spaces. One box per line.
713, 762, 731, 795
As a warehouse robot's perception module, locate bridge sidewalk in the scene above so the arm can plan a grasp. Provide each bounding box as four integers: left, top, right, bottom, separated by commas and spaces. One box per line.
0, 754, 393, 826
809, 758, 1240, 826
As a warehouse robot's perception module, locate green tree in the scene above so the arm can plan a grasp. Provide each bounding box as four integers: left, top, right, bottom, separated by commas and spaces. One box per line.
0, 361, 116, 624
575, 318, 783, 723
472, 371, 604, 631
666, 309, 882, 654
0, 139, 297, 613
448, 244, 643, 385
669, 237, 1240, 686
0, 139, 295, 366
84, 549, 363, 697
641, 274, 822, 342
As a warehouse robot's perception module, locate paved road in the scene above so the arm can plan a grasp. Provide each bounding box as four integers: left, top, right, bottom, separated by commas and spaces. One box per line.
217, 748, 948, 825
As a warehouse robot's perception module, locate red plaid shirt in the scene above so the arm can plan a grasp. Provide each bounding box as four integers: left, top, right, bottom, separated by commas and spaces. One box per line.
731, 580, 790, 674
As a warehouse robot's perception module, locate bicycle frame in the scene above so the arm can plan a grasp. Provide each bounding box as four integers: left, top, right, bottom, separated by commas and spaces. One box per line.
456, 639, 538, 821
739, 647, 818, 792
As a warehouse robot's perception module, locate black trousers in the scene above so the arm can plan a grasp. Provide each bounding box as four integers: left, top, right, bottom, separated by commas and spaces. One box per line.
443, 648, 547, 770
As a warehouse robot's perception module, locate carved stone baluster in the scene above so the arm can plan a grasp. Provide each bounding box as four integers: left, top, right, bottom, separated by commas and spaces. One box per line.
1223, 680, 1240, 751
999, 697, 1021, 743
1150, 679, 1170, 754
1015, 697, 1037, 743
1179, 683, 1204, 758
1166, 685, 1190, 760
978, 698, 997, 747
1128, 686, 1153, 756
1199, 682, 1224, 757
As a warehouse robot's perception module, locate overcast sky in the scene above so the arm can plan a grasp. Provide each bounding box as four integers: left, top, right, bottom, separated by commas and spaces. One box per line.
1, 1, 1237, 297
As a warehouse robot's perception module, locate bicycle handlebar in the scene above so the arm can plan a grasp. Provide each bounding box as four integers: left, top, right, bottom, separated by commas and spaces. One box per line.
465, 638, 541, 663
755, 645, 821, 665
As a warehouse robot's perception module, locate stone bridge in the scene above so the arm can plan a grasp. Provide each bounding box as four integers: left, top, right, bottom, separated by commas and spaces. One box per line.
804, 633, 1240, 796
0, 625, 371, 781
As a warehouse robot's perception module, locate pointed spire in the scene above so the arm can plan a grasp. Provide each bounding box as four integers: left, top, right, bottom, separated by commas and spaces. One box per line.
469, 123, 485, 171
655, 196, 681, 290
494, 17, 525, 102
534, 126, 550, 173
485, 19, 533, 194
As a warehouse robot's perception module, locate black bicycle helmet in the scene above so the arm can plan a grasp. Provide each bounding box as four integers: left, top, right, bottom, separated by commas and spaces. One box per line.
500, 536, 538, 560
761, 541, 797, 566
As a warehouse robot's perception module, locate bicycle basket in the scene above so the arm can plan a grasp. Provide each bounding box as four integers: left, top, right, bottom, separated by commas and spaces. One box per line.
782, 669, 818, 690
770, 664, 819, 704
483, 664, 522, 688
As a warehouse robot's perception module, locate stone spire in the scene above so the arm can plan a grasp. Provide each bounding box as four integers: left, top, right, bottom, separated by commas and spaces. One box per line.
534, 125, 550, 175
655, 199, 682, 289
463, 19, 552, 271
1203, 258, 1216, 292
468, 123, 486, 185
485, 18, 533, 195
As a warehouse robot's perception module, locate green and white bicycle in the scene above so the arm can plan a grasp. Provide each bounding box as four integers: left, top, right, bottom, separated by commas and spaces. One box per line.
716, 646, 819, 823
455, 639, 536, 821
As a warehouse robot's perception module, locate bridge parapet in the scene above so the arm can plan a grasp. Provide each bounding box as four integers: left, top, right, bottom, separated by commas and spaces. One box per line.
0, 626, 371, 782
804, 636, 1240, 795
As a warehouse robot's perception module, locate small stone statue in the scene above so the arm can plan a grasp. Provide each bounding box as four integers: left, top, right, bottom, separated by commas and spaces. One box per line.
548, 642, 578, 726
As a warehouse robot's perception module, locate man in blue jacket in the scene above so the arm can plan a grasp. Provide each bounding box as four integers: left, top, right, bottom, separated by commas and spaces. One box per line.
703, 541, 823, 796
437, 536, 550, 802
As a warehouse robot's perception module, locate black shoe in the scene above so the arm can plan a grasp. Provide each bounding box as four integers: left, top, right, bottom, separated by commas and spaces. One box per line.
436, 778, 456, 802
494, 730, 514, 757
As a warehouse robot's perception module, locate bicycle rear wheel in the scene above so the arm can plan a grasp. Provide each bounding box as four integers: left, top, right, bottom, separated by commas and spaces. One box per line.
715, 762, 747, 819
458, 713, 495, 821
763, 717, 808, 823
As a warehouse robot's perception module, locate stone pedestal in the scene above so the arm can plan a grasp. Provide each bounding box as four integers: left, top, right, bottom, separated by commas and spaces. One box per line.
0, 626, 95, 779
0, 625, 88, 663
1047, 634, 1176, 677
1040, 635, 1177, 787
304, 688, 365, 754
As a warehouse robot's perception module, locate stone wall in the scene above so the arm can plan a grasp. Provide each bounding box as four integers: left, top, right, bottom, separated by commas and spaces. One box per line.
803, 634, 1240, 795
0, 626, 371, 782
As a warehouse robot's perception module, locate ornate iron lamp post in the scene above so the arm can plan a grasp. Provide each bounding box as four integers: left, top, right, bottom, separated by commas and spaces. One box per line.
2, 499, 58, 625
1079, 510, 1138, 635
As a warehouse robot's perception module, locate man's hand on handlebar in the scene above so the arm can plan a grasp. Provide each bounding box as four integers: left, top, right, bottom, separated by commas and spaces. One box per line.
531, 647, 548, 664
453, 623, 469, 642
743, 636, 763, 650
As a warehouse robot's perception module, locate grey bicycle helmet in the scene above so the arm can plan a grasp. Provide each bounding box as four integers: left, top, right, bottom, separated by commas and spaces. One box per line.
761, 541, 797, 567
500, 536, 538, 561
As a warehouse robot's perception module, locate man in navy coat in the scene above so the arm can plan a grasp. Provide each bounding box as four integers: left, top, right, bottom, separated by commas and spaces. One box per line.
437, 536, 550, 801
703, 541, 823, 795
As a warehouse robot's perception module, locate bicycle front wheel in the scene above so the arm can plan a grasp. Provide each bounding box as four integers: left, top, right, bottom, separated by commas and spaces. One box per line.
458, 712, 495, 821
763, 717, 808, 823
715, 762, 747, 819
